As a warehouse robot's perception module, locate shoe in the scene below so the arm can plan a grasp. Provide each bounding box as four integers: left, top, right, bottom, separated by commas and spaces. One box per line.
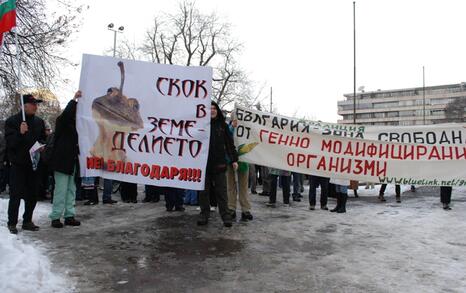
64, 217, 81, 226
103, 199, 117, 204
152, 198, 160, 203
22, 222, 40, 231
197, 213, 209, 226
84, 200, 98, 206
266, 202, 276, 208
258, 192, 269, 197
142, 197, 151, 203
241, 212, 253, 221
51, 219, 64, 228
321, 206, 328, 210
309, 205, 315, 210
251, 190, 257, 195
175, 207, 186, 212
443, 203, 452, 210
123, 200, 131, 203
166, 207, 174, 212
8, 225, 18, 234
396, 197, 401, 203
131, 199, 138, 203
229, 210, 237, 220
292, 197, 301, 202
223, 221, 233, 228
378, 194, 386, 202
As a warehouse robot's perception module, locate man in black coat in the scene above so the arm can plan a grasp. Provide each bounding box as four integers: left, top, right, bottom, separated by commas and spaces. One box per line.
5, 94, 46, 234
48, 91, 82, 228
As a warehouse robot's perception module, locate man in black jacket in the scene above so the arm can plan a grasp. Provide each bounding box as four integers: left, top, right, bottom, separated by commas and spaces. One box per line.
5, 94, 46, 234
49, 91, 82, 228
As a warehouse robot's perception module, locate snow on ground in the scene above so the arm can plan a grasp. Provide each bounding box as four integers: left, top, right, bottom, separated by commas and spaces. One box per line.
0, 197, 73, 293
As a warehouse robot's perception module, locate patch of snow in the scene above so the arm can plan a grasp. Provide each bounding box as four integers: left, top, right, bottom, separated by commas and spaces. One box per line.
0, 197, 73, 293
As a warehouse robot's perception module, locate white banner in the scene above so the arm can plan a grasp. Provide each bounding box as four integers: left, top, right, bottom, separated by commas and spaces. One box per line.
234, 105, 466, 187
77, 54, 212, 190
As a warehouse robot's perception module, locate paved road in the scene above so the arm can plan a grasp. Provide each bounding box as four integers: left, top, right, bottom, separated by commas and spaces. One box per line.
29, 186, 466, 293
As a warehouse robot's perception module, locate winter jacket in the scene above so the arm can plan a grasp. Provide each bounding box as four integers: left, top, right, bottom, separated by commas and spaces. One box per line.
0, 132, 5, 169
50, 100, 79, 175
5, 112, 46, 167
207, 117, 238, 173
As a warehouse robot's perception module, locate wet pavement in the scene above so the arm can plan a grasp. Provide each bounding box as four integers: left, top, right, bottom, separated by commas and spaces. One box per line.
28, 186, 466, 292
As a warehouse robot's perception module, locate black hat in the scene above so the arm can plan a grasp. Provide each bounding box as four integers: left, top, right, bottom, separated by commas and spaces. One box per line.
22, 94, 43, 104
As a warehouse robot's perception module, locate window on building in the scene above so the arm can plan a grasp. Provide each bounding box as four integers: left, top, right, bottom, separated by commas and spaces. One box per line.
386, 111, 399, 118
399, 110, 415, 117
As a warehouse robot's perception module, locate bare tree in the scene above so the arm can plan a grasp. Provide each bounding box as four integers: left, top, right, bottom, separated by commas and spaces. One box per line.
445, 97, 466, 123
0, 0, 83, 98
137, 1, 255, 109
0, 88, 62, 127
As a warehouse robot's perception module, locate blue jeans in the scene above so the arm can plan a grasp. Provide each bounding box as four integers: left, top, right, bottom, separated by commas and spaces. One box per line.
103, 179, 113, 201
335, 185, 348, 194
184, 190, 198, 205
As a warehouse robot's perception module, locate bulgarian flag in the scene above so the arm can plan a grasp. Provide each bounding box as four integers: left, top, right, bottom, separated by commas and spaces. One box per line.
0, 0, 16, 46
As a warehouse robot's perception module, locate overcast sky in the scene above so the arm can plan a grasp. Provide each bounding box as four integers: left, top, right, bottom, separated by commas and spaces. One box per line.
59, 0, 466, 122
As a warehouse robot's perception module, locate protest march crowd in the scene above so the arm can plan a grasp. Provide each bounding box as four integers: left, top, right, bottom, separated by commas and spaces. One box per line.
0, 89, 455, 235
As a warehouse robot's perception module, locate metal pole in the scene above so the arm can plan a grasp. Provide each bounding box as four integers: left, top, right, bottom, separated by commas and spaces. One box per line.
422, 66, 426, 124
353, 1, 357, 124
113, 30, 117, 57
270, 87, 273, 112
15, 29, 25, 121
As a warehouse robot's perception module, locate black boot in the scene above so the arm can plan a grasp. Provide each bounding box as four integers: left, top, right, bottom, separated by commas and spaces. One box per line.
197, 212, 209, 226
65, 217, 81, 226
337, 193, 347, 213
330, 193, 341, 212
51, 219, 64, 228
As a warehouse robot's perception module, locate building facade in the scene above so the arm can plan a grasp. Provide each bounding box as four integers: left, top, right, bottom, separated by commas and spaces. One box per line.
337, 83, 466, 125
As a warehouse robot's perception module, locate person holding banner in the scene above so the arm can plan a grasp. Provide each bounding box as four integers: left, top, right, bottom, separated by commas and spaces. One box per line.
308, 175, 330, 210
330, 178, 348, 214
267, 169, 292, 207
5, 94, 46, 234
226, 118, 253, 222
49, 91, 82, 228
197, 102, 238, 227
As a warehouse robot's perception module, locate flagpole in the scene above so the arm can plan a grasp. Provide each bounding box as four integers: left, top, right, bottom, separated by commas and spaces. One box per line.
14, 28, 25, 121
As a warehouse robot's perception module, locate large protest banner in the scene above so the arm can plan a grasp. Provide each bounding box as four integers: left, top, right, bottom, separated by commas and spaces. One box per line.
234, 105, 466, 187
77, 54, 212, 190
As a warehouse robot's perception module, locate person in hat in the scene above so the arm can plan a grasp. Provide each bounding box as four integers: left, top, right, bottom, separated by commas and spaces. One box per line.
5, 94, 46, 234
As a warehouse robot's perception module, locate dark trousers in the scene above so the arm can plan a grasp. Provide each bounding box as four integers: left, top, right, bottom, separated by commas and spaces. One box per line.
292, 173, 302, 195
380, 184, 400, 197
440, 186, 452, 204
120, 182, 137, 201
8, 165, 39, 226
165, 188, 184, 210
199, 171, 229, 221
270, 175, 291, 204
309, 175, 329, 207
144, 185, 161, 202
0, 164, 10, 192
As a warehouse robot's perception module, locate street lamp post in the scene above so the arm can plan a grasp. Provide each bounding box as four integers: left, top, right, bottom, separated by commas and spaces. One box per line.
108, 23, 125, 57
